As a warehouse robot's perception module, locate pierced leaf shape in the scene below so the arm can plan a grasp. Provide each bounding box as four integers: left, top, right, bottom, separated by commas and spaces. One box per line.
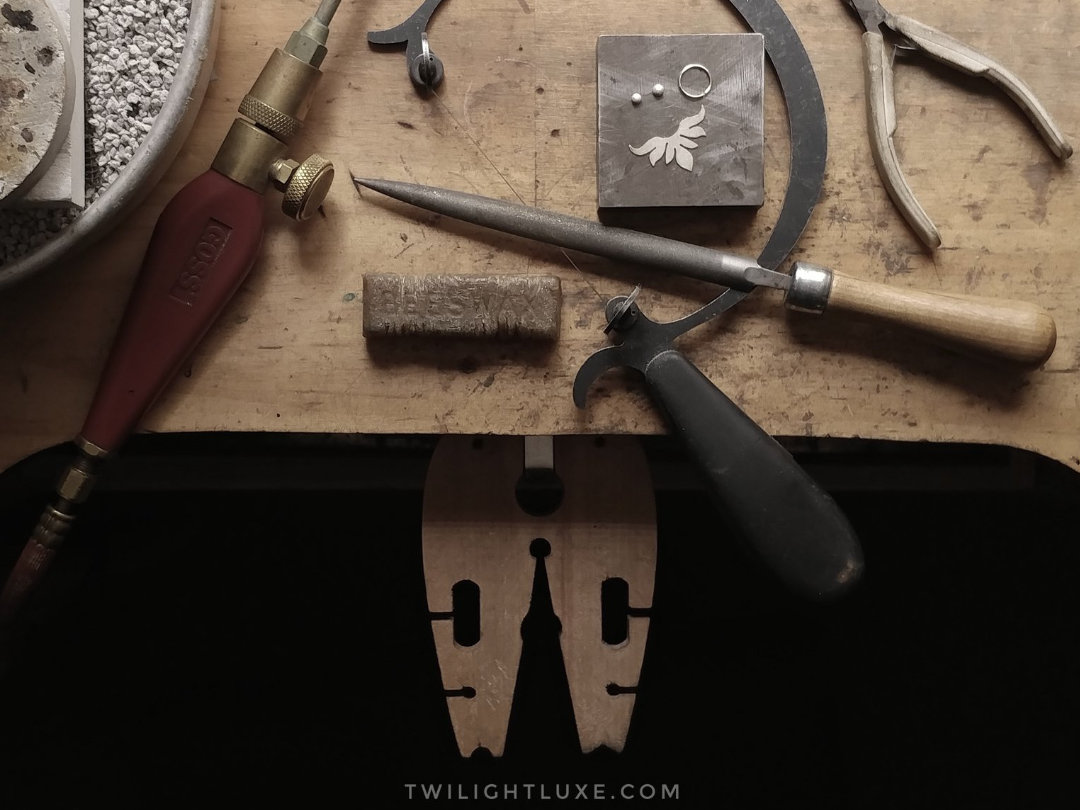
628, 136, 668, 165
680, 106, 706, 129
628, 106, 707, 173
675, 144, 693, 171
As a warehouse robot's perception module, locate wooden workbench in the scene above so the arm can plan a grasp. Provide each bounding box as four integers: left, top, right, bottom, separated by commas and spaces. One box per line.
1, 0, 1077, 473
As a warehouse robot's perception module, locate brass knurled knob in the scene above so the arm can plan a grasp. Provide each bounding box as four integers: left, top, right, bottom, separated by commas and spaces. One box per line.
276, 154, 334, 221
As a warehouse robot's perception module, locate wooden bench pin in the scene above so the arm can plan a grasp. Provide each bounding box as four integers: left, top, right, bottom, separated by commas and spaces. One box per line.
423, 436, 657, 756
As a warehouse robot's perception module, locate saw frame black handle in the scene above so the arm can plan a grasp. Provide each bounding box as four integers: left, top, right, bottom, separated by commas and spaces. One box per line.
643, 348, 864, 600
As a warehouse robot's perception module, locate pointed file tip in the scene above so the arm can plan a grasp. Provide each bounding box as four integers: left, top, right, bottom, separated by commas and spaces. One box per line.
350, 176, 412, 200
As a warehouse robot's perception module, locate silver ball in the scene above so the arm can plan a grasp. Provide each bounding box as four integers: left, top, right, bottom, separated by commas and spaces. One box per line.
630, 92, 643, 105
651, 83, 665, 98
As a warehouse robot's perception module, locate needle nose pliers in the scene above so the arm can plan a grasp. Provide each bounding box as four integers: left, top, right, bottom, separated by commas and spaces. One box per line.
844, 0, 1073, 249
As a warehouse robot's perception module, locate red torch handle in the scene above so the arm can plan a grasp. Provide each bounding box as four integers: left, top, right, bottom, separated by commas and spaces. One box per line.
80, 170, 265, 452
0, 3, 340, 632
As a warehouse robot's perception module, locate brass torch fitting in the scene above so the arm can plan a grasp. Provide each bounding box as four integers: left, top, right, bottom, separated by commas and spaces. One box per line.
212, 120, 289, 193
31, 445, 103, 550
212, 7, 333, 192
237, 50, 323, 142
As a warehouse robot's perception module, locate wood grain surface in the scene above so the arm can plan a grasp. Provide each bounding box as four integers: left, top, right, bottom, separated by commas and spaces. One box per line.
0, 0, 1077, 472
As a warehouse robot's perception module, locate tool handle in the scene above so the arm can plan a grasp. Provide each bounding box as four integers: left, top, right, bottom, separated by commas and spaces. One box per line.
80, 170, 266, 452
861, 31, 942, 249
889, 14, 1073, 160
643, 349, 864, 600
825, 271, 1057, 366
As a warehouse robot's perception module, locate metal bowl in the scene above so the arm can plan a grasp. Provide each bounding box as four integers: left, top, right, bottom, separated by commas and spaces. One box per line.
0, 0, 219, 291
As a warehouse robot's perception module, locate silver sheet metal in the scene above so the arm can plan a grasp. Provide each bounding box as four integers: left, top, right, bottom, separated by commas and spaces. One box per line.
596, 34, 765, 209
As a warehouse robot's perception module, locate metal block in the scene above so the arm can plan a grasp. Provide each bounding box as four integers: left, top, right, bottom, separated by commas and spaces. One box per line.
597, 34, 765, 208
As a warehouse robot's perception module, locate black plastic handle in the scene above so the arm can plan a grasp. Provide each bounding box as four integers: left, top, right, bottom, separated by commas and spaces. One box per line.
644, 349, 864, 600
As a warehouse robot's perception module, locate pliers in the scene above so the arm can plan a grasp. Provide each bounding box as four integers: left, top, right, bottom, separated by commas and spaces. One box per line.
844, 0, 1073, 249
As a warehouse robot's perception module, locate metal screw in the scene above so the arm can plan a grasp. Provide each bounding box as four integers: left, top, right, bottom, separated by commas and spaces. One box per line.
603, 287, 642, 334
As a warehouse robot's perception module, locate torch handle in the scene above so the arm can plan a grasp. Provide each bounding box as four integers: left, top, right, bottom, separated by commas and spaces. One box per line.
80, 170, 265, 452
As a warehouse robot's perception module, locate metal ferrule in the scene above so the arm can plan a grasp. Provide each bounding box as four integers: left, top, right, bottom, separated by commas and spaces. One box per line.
31, 505, 77, 549
211, 119, 290, 192
239, 49, 322, 142
30, 448, 103, 548
285, 29, 328, 69
74, 436, 110, 460
55, 461, 97, 505
785, 261, 834, 314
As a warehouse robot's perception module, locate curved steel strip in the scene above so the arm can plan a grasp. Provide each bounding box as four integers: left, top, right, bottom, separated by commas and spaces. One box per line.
729, 0, 828, 271
573, 344, 631, 407
653, 0, 829, 343
366, 0, 447, 44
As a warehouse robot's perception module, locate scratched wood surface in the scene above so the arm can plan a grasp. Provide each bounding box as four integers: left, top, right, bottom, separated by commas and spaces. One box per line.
0, 0, 1078, 473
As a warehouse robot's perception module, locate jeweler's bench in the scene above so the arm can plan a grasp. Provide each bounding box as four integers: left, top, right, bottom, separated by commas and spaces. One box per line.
1, 0, 1077, 472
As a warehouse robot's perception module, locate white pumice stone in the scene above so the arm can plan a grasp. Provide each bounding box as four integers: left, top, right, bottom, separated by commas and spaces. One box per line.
1, 0, 192, 267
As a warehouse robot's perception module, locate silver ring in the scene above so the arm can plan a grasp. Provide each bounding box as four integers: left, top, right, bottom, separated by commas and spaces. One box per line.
678, 63, 712, 99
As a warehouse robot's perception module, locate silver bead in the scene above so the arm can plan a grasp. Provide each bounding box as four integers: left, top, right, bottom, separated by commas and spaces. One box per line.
631, 92, 643, 105
651, 83, 665, 98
